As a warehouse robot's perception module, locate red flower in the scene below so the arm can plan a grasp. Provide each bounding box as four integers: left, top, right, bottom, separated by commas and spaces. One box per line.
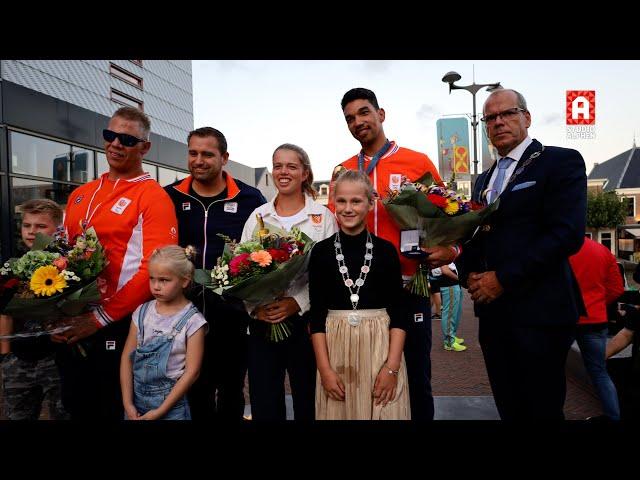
53, 257, 68, 271
427, 193, 448, 209
469, 201, 484, 211
229, 253, 251, 276
0, 278, 19, 294
267, 248, 289, 263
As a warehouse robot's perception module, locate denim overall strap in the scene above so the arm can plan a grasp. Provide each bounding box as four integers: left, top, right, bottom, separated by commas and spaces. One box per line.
136, 301, 152, 343
169, 305, 199, 338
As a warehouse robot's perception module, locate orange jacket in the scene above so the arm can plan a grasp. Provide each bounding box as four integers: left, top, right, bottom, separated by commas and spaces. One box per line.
64, 172, 178, 327
328, 142, 441, 276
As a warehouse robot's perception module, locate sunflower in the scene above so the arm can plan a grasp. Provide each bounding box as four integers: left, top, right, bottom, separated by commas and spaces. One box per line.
30, 265, 67, 296
444, 199, 460, 216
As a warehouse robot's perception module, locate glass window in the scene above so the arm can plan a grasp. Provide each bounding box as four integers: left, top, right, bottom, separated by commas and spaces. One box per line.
158, 167, 185, 187
71, 147, 94, 184
11, 177, 79, 251
111, 89, 143, 110
97, 155, 157, 180
600, 231, 612, 251
11, 177, 78, 209
622, 197, 635, 217
96, 152, 109, 177
10, 131, 71, 180
144, 163, 158, 180
110, 64, 143, 89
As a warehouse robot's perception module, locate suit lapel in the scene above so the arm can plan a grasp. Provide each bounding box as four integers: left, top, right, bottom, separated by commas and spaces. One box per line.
499, 139, 543, 199
475, 163, 496, 205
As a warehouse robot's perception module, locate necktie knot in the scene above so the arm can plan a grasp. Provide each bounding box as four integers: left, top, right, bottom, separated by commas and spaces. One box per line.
498, 156, 514, 170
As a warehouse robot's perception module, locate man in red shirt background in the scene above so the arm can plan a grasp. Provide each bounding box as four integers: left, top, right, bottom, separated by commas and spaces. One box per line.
569, 236, 624, 420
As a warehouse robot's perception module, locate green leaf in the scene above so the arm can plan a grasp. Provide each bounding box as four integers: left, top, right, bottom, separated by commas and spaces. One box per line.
32, 232, 54, 251
194, 269, 213, 286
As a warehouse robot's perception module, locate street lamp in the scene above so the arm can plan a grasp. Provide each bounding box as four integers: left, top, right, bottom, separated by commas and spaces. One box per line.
441, 71, 501, 191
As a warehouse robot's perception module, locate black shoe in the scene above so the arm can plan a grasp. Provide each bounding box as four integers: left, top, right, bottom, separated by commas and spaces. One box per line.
586, 415, 612, 422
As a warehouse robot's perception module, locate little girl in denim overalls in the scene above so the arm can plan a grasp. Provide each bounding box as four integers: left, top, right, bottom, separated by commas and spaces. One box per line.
120, 245, 207, 420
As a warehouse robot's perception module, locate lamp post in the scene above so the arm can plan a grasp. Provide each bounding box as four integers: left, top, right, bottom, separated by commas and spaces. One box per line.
441, 71, 501, 191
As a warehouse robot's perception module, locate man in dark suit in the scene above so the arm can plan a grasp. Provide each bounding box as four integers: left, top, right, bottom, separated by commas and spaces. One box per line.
457, 88, 587, 420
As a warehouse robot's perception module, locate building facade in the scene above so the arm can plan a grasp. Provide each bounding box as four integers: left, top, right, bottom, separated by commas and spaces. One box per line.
0, 60, 275, 260
313, 180, 330, 206
588, 143, 640, 260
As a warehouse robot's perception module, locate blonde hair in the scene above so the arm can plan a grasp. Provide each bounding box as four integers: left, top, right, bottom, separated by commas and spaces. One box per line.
332, 169, 375, 203
149, 245, 196, 282
19, 198, 63, 225
273, 143, 317, 200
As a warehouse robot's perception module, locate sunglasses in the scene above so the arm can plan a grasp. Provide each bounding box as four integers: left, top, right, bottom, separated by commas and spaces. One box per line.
103, 129, 147, 147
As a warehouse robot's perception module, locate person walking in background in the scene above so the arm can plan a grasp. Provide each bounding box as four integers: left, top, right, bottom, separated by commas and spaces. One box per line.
607, 303, 639, 420
436, 262, 465, 352
428, 268, 442, 321
569, 237, 623, 420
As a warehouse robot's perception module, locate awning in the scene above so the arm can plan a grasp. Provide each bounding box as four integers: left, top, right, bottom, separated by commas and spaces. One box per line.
623, 228, 640, 238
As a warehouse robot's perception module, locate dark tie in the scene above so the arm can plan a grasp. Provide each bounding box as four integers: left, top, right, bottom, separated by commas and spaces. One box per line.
490, 156, 515, 204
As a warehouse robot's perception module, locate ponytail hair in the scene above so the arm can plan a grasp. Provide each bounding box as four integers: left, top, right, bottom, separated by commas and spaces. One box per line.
149, 244, 197, 283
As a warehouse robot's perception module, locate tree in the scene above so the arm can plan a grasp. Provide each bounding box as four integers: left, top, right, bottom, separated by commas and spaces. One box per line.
586, 191, 627, 229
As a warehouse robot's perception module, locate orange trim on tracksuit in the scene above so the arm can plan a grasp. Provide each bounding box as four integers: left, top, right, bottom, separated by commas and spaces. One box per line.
173, 171, 241, 200
328, 142, 442, 277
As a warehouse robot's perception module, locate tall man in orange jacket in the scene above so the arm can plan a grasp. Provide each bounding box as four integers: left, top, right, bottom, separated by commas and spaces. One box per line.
329, 88, 458, 420
53, 106, 178, 420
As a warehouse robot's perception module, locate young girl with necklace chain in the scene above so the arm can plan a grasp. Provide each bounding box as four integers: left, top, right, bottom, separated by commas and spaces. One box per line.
309, 170, 410, 419
120, 245, 207, 420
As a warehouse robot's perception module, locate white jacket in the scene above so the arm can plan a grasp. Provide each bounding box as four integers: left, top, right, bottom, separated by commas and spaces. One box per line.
241, 194, 338, 315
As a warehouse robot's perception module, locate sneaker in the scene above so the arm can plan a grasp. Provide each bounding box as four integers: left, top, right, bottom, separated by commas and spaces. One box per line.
444, 342, 467, 352
454, 336, 465, 345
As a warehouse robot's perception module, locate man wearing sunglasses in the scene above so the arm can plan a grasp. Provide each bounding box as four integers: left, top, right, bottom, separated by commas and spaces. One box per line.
53, 106, 179, 420
456, 88, 587, 420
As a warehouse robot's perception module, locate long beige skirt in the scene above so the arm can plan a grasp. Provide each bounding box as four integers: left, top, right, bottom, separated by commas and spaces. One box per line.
315, 309, 411, 420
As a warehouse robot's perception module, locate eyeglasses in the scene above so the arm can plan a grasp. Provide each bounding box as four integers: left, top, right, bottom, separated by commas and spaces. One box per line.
102, 129, 147, 147
480, 107, 527, 124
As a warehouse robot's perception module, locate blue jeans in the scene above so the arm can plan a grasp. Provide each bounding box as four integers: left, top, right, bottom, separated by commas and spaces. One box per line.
440, 285, 462, 346
576, 326, 620, 420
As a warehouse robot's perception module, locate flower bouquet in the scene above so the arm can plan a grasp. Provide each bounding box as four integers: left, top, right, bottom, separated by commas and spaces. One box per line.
0, 225, 107, 340
383, 172, 499, 296
194, 217, 314, 342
